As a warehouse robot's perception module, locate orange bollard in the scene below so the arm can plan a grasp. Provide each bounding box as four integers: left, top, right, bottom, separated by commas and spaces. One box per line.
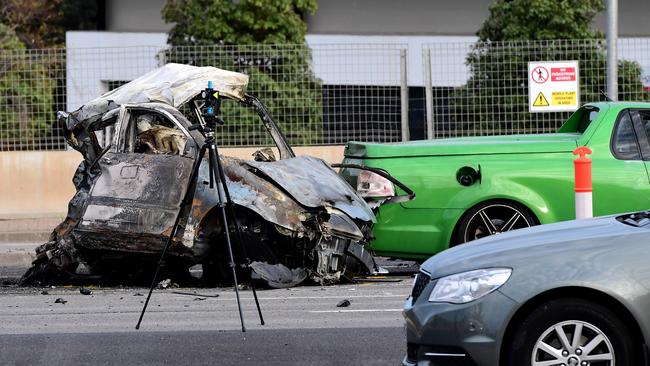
573, 146, 593, 219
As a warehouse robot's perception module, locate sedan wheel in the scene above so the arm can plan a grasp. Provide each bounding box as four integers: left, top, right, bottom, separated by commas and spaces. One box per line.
532, 320, 614, 366
508, 299, 639, 366
457, 202, 535, 244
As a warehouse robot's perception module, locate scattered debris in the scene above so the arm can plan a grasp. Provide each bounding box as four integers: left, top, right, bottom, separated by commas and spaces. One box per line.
79, 287, 92, 295
133, 292, 144, 297
336, 299, 351, 308
353, 277, 403, 283
374, 258, 420, 275
193, 297, 207, 301
54, 298, 67, 304
157, 279, 177, 289
172, 291, 219, 298
40, 290, 49, 295
250, 262, 308, 289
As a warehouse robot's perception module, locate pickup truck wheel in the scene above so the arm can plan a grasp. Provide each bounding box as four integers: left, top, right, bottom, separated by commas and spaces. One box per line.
455, 201, 536, 244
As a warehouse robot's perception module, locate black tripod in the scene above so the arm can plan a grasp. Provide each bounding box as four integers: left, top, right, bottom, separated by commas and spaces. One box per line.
136, 83, 264, 332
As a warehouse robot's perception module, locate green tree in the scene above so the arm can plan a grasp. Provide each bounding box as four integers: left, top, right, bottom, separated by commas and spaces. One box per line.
162, 0, 322, 146
448, 0, 647, 136
0, 22, 56, 149
478, 0, 604, 41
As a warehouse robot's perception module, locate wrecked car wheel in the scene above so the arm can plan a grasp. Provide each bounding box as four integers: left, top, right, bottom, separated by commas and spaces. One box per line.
20, 259, 69, 286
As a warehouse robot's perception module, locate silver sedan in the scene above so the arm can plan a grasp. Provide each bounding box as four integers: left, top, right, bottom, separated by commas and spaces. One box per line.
403, 211, 650, 366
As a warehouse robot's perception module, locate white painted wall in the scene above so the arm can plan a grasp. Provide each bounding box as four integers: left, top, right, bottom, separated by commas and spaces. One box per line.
65, 31, 168, 111
306, 34, 476, 87
66, 31, 650, 104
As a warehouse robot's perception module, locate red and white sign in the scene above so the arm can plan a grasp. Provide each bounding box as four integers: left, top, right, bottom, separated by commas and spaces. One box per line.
551, 67, 576, 82
531, 66, 549, 83
528, 61, 580, 113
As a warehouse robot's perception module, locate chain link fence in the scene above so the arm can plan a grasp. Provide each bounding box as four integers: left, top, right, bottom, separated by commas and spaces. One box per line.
1, 43, 404, 150
0, 48, 67, 151
1, 40, 650, 150
422, 39, 650, 138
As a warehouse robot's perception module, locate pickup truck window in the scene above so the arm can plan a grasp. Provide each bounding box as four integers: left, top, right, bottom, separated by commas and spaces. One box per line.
558, 106, 599, 133
612, 111, 642, 160
638, 111, 650, 143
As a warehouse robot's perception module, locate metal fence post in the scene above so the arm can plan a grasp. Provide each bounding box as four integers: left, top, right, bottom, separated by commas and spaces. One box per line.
400, 48, 409, 142
607, 0, 619, 101
424, 48, 434, 139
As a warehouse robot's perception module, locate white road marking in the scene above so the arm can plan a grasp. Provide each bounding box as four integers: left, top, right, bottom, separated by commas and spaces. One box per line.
308, 309, 403, 313
254, 295, 406, 300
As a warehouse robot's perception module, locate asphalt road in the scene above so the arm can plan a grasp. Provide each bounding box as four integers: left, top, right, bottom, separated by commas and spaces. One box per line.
0, 279, 412, 365
0, 327, 404, 365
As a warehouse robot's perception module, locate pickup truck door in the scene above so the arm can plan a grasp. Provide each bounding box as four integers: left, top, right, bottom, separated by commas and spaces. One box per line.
594, 109, 650, 215
76, 105, 197, 251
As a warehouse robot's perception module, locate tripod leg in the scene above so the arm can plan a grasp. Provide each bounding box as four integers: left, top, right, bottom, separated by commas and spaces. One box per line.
209, 144, 247, 333
136, 145, 207, 330
214, 145, 265, 326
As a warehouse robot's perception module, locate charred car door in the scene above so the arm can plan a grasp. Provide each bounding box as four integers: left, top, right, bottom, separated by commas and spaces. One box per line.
75, 105, 197, 252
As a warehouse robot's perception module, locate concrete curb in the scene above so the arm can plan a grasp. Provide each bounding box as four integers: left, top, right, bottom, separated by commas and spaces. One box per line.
0, 244, 37, 280
0, 217, 50, 270
0, 251, 34, 268
0, 232, 49, 244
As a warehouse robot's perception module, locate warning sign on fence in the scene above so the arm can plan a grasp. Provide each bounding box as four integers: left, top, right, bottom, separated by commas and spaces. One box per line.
528, 61, 579, 113
533, 92, 550, 107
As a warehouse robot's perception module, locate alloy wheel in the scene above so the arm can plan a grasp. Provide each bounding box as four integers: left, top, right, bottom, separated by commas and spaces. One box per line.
463, 203, 532, 241
531, 320, 615, 366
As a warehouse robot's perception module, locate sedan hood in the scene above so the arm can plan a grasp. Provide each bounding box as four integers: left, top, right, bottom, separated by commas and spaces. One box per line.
420, 215, 641, 279
345, 133, 580, 159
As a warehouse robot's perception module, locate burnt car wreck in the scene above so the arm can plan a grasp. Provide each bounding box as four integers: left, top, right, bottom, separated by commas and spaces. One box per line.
22, 64, 392, 288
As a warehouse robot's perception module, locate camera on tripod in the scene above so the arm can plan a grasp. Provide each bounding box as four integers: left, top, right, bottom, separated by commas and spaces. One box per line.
137, 80, 264, 332
200, 81, 225, 128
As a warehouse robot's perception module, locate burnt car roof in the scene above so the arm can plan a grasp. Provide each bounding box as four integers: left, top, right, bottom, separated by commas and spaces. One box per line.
66, 63, 249, 126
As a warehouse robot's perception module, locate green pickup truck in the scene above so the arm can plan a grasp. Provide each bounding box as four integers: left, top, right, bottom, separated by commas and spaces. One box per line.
341, 102, 650, 260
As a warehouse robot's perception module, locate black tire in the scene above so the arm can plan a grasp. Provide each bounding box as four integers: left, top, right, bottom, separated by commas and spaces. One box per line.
454, 200, 536, 244
507, 298, 640, 366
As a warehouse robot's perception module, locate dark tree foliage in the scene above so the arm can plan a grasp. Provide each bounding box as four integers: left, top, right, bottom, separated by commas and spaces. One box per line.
449, 0, 648, 135
162, 0, 323, 146
0, 23, 56, 147
0, 1, 99, 148
0, 0, 99, 48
